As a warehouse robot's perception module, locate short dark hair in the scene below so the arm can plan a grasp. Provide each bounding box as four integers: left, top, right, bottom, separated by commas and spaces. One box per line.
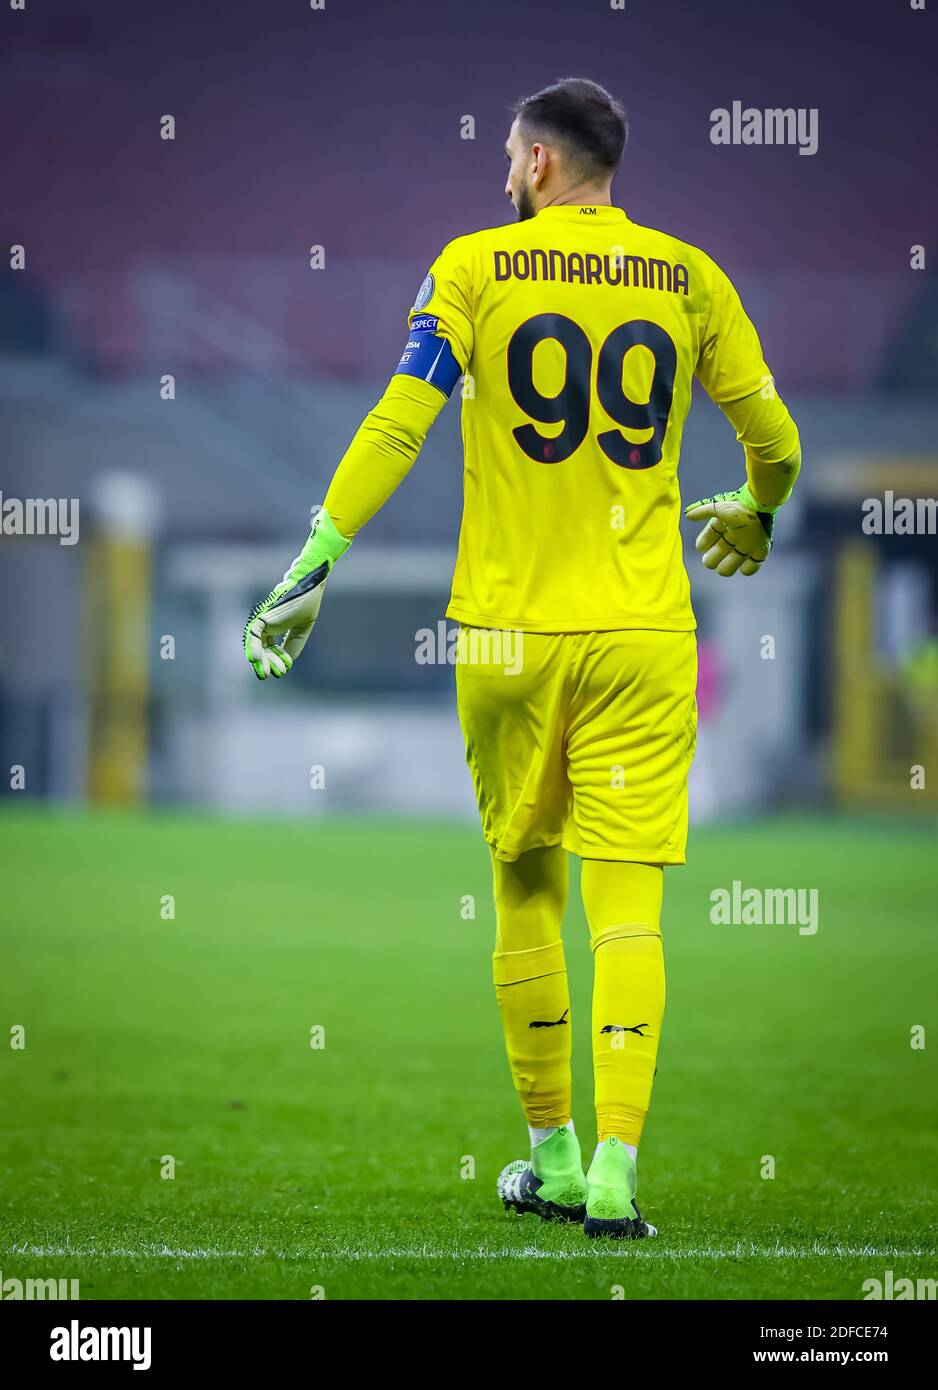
512, 78, 628, 177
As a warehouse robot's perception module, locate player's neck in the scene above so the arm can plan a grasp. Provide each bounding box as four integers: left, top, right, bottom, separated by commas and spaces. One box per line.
538, 183, 613, 210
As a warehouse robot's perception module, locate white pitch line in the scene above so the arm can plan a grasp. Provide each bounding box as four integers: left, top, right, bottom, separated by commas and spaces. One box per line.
4, 1243, 933, 1262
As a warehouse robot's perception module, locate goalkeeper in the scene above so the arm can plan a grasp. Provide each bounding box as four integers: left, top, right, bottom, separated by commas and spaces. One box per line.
244, 77, 801, 1241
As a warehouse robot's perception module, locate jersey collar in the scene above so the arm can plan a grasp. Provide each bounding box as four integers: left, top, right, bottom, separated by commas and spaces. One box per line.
534, 205, 630, 223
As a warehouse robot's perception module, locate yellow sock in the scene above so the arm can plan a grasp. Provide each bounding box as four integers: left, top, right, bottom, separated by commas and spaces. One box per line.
491, 846, 571, 1128
581, 860, 665, 1147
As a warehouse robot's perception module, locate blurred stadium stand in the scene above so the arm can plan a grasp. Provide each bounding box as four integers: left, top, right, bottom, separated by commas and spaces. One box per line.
2, 0, 936, 821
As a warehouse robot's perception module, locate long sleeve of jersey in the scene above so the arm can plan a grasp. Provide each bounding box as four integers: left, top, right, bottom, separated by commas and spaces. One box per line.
323, 239, 472, 538
721, 388, 801, 509
323, 374, 449, 539
695, 260, 801, 509
323, 240, 473, 537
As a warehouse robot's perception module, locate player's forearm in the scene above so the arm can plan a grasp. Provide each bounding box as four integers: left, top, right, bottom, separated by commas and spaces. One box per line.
721, 387, 801, 510
262, 369, 448, 616
746, 441, 801, 510
323, 374, 447, 539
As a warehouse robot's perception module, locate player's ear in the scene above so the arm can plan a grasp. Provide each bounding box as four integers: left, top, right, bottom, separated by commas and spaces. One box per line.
531, 141, 548, 187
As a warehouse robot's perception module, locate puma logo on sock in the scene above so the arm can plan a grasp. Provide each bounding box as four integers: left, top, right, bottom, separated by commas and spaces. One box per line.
529, 1008, 569, 1029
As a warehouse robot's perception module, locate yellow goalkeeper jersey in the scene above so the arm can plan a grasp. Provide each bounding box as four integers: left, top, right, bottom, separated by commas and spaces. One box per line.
407, 204, 775, 633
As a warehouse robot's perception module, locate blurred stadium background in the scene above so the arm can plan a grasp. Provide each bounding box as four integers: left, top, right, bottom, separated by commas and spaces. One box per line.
1, 0, 936, 825
1, 0, 937, 1302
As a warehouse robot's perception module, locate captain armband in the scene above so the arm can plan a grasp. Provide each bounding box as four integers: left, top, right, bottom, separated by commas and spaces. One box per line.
393, 315, 462, 398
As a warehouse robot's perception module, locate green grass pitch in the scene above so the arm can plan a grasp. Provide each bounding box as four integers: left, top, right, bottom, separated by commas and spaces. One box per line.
1, 809, 935, 1300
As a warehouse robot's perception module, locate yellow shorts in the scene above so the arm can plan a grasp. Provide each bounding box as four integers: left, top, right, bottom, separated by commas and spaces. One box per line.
455, 627, 697, 865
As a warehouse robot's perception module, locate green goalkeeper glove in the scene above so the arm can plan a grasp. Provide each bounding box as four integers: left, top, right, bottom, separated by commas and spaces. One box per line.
243, 507, 351, 680
684, 481, 777, 578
